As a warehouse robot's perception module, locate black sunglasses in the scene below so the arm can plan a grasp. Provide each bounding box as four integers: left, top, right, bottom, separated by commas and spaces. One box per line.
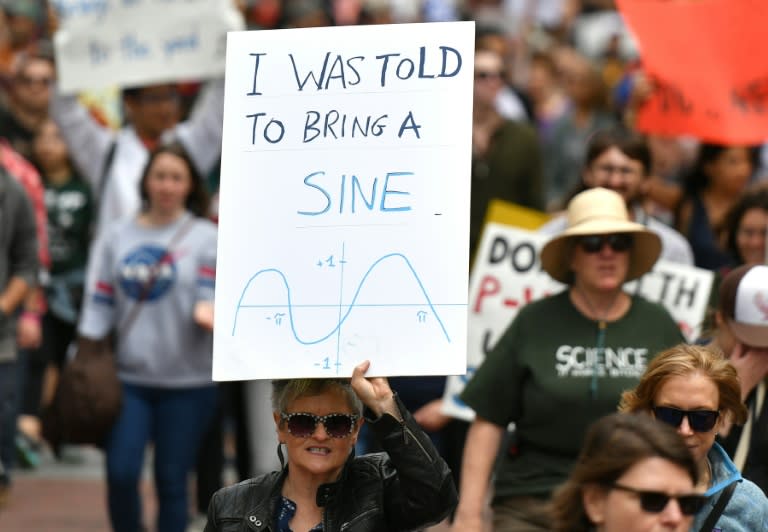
653, 406, 720, 433
577, 233, 634, 254
474, 70, 503, 81
280, 412, 359, 439
609, 483, 707, 515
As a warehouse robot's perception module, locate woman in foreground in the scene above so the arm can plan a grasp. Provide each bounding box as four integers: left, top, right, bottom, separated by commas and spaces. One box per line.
551, 412, 706, 532
204, 360, 457, 531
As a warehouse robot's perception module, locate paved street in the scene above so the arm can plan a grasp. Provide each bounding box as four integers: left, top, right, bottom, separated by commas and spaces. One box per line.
0, 446, 161, 532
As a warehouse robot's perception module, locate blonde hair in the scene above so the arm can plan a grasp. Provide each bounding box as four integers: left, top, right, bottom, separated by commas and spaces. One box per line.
619, 343, 747, 425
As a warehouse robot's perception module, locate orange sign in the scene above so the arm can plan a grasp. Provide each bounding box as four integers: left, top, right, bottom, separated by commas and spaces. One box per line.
617, 0, 768, 144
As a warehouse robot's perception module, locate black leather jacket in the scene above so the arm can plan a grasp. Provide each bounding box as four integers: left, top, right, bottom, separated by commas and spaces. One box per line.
204, 396, 457, 531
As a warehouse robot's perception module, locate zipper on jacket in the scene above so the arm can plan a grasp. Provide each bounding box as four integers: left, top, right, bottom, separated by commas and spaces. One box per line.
402, 423, 433, 461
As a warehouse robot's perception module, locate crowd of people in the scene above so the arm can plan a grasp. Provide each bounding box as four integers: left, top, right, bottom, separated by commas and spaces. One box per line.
0, 0, 766, 531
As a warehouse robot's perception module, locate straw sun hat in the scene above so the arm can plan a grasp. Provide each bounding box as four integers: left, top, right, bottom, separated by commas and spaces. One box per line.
540, 187, 662, 283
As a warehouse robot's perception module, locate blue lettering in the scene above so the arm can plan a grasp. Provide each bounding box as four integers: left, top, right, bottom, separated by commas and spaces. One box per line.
247, 53, 266, 95
351, 175, 377, 213
303, 111, 321, 142
121, 35, 150, 60
398, 112, 422, 139
298, 171, 331, 216
380, 172, 413, 212
345, 56, 364, 86
439, 46, 462, 77
164, 31, 199, 59
324, 55, 347, 89
418, 47, 435, 79
375, 53, 399, 87
289, 52, 331, 91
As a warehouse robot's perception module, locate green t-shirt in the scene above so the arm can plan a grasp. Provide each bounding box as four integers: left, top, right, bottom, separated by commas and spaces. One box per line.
460, 290, 684, 498
44, 176, 93, 274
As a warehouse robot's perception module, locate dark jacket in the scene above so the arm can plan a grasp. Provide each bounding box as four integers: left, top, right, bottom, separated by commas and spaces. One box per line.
204, 397, 457, 531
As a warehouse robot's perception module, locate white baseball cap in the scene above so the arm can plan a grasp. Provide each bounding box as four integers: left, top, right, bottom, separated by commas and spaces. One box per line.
719, 264, 768, 348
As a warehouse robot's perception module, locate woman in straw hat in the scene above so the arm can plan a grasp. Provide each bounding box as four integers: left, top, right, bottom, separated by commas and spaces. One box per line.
452, 187, 684, 531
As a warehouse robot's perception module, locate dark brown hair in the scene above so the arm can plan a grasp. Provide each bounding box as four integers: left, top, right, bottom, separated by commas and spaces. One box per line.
584, 129, 652, 176
139, 142, 210, 217
551, 413, 698, 532
722, 184, 768, 264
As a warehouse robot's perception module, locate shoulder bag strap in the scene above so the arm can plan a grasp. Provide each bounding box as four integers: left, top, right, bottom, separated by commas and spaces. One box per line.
698, 481, 738, 532
97, 141, 117, 205
118, 215, 197, 334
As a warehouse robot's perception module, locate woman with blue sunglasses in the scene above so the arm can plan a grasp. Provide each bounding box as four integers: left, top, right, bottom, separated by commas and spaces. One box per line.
620, 344, 768, 531
204, 360, 457, 531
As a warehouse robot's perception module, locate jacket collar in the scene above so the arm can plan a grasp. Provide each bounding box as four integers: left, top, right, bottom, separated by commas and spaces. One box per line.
316, 450, 355, 507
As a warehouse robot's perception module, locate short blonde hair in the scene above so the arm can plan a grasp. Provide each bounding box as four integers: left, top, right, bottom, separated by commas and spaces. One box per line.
619, 343, 747, 425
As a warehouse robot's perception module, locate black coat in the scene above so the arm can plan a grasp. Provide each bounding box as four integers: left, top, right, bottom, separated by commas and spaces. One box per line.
204, 396, 458, 531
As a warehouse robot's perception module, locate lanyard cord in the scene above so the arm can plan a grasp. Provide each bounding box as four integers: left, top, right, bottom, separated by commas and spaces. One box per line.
576, 286, 620, 400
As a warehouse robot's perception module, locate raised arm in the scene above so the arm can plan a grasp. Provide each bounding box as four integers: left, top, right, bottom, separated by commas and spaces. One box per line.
49, 90, 114, 190
351, 361, 458, 530
173, 78, 225, 177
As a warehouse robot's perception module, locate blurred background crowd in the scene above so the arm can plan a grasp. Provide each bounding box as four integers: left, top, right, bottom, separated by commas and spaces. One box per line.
0, 0, 766, 531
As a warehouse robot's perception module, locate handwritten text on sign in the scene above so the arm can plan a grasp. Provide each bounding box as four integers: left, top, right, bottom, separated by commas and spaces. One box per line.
617, 0, 768, 144
52, 0, 244, 92
213, 22, 475, 381
442, 223, 714, 421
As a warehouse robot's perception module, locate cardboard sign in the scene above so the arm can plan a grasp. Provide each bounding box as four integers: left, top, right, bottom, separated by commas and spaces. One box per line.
442, 223, 714, 421
617, 0, 768, 144
213, 22, 475, 380
52, 0, 244, 92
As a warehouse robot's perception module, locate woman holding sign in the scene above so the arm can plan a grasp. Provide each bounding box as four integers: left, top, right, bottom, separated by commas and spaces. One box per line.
204, 360, 457, 531
453, 187, 684, 531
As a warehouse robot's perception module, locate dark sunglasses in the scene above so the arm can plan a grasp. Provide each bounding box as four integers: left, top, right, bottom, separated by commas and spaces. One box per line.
16, 75, 53, 88
474, 70, 503, 81
577, 233, 634, 254
609, 483, 707, 515
653, 406, 719, 433
280, 412, 359, 439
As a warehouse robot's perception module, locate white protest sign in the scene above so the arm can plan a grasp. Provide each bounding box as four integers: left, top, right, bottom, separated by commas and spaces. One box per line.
52, 0, 244, 93
442, 222, 715, 421
213, 22, 475, 380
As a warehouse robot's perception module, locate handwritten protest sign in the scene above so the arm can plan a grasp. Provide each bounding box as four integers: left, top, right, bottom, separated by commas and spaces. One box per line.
213, 22, 475, 380
52, 0, 244, 92
616, 0, 768, 144
442, 223, 714, 421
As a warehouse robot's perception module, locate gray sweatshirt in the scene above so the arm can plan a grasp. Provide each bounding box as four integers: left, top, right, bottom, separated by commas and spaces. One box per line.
78, 213, 217, 387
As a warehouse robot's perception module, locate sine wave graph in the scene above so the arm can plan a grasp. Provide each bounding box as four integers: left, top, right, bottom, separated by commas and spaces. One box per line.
231, 243, 462, 371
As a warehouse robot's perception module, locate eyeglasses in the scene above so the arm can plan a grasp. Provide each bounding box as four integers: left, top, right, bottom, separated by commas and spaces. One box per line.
280, 412, 359, 438
608, 483, 707, 515
577, 233, 634, 254
474, 71, 503, 81
135, 92, 180, 104
652, 406, 719, 433
737, 227, 767, 240
592, 163, 641, 177
16, 75, 53, 88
